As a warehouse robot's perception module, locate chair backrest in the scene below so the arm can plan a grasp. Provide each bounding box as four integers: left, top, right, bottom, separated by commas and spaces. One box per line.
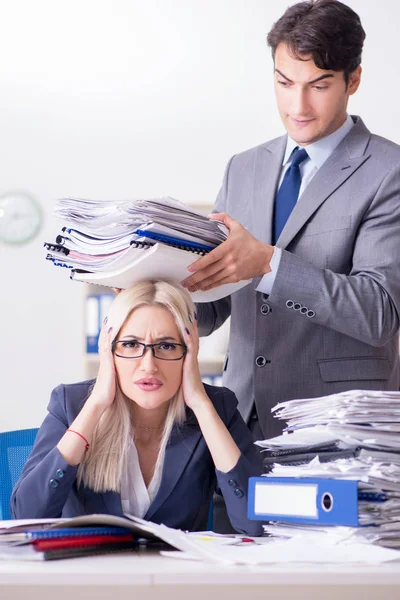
0, 428, 38, 520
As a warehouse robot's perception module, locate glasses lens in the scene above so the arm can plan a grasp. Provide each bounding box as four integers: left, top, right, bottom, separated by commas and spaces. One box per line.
153, 343, 185, 360
114, 341, 144, 358
113, 341, 186, 360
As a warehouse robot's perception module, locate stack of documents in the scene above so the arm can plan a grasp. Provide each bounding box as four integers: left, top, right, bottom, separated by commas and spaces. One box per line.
1, 514, 399, 564
248, 389, 400, 549
0, 514, 161, 561
44, 196, 250, 302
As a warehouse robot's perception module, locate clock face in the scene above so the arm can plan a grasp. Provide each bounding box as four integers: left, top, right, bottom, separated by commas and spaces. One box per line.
0, 192, 42, 244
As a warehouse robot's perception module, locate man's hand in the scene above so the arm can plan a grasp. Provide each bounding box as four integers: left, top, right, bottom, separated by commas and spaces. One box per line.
181, 212, 274, 292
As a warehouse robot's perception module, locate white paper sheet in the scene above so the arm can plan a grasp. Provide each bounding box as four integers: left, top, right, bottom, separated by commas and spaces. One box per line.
160, 536, 400, 565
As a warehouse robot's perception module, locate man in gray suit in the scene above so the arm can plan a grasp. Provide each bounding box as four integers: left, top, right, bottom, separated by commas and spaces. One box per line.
183, 0, 400, 441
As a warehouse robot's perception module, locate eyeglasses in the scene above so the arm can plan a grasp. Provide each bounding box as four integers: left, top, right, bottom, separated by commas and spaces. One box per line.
112, 340, 187, 361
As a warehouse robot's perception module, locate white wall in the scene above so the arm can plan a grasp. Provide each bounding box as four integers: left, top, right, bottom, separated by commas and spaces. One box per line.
1, 0, 399, 431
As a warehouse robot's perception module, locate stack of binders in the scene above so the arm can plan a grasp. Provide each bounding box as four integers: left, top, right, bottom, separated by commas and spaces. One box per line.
0, 525, 149, 561
0, 514, 168, 561
44, 196, 250, 302
248, 389, 400, 548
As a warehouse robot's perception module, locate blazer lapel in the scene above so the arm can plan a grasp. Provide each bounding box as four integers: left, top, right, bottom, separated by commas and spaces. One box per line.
96, 411, 203, 520
145, 415, 203, 520
277, 117, 372, 249
252, 136, 286, 245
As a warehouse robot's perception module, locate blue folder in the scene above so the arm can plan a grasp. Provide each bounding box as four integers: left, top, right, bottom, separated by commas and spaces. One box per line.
248, 476, 360, 526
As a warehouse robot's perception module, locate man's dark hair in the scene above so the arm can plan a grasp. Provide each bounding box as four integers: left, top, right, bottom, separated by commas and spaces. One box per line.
267, 0, 365, 83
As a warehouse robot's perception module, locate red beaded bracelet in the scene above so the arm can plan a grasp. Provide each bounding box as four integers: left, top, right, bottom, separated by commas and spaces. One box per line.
67, 429, 90, 450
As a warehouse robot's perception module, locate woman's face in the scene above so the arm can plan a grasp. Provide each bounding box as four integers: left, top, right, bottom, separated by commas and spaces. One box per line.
114, 304, 185, 411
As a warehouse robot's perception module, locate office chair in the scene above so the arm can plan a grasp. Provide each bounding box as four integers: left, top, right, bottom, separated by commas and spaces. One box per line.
0, 428, 38, 520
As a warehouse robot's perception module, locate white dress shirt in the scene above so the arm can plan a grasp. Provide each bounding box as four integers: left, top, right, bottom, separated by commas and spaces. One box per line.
256, 114, 354, 295
120, 439, 164, 518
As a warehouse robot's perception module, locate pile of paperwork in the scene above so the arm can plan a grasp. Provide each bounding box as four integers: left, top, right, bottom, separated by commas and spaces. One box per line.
1, 514, 399, 564
44, 196, 250, 301
255, 389, 400, 549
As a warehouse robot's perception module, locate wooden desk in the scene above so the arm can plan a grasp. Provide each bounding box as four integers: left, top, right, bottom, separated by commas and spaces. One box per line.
0, 551, 400, 600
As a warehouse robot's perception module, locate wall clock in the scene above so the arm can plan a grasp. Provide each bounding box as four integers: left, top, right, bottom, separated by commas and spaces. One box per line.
0, 191, 43, 245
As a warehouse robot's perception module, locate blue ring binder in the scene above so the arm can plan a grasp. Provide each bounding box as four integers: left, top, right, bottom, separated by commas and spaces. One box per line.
247, 477, 360, 526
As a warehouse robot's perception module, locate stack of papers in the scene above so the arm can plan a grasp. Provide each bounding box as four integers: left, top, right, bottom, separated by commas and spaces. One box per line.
0, 514, 159, 561
44, 196, 250, 302
1, 515, 399, 564
255, 389, 400, 548
53, 196, 229, 244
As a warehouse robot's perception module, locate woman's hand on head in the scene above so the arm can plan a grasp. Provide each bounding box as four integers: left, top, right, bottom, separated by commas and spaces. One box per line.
181, 316, 210, 410
88, 320, 117, 410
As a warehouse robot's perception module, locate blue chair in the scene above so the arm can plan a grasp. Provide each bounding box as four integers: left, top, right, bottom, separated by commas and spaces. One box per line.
0, 428, 38, 520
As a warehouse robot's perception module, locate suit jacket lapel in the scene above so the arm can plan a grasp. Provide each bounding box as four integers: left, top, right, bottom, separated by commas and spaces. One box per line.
98, 412, 202, 520
252, 136, 286, 245
145, 414, 203, 520
277, 117, 372, 249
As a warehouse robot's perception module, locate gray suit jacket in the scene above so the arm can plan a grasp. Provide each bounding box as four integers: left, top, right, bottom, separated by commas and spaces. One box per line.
197, 116, 400, 438
11, 380, 263, 536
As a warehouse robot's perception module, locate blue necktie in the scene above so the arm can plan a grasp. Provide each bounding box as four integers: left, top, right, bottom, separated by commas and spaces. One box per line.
272, 147, 308, 244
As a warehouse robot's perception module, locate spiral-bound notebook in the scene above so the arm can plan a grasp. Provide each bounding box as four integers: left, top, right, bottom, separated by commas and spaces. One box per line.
70, 242, 250, 302
44, 239, 155, 272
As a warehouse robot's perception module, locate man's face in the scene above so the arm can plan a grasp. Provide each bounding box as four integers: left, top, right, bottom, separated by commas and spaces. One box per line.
274, 43, 361, 146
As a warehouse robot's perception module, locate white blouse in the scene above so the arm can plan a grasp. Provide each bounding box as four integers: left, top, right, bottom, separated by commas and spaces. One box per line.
120, 439, 164, 518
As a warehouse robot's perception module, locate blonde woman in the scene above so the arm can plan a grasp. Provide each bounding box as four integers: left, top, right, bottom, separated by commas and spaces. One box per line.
11, 280, 262, 535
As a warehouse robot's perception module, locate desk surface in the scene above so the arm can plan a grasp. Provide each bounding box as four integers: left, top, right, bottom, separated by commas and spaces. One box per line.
1, 551, 400, 600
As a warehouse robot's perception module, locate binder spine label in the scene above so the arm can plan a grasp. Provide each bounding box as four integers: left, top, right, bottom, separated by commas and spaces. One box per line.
247, 477, 360, 526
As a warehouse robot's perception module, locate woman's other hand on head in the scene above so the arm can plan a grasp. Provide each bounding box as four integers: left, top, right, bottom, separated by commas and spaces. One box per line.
181, 315, 210, 410
88, 318, 117, 409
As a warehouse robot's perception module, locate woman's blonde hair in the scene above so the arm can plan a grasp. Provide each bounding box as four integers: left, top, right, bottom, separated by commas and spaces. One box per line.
78, 279, 195, 492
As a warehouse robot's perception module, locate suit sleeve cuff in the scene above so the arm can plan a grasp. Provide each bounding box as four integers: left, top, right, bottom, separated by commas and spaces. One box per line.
215, 453, 264, 536
255, 246, 282, 295
11, 447, 79, 519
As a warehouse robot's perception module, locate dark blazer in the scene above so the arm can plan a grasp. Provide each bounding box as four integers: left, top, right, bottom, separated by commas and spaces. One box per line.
11, 380, 263, 536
